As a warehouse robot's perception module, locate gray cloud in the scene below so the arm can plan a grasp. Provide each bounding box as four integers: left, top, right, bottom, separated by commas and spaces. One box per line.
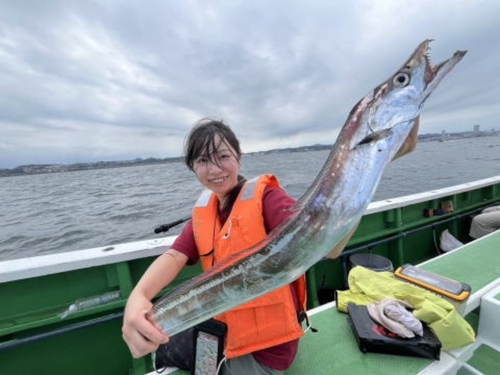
1, 0, 499, 168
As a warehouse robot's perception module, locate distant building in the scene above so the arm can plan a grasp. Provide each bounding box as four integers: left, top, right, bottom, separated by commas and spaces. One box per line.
473, 124, 480, 132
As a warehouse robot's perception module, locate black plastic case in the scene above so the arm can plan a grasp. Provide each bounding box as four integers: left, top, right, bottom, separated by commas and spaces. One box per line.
347, 303, 441, 360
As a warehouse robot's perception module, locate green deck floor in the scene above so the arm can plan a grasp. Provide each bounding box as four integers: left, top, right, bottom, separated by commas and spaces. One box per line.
288, 307, 435, 375
465, 344, 500, 375
420, 231, 500, 294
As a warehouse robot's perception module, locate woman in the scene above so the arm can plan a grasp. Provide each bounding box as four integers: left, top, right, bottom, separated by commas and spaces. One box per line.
122, 118, 306, 374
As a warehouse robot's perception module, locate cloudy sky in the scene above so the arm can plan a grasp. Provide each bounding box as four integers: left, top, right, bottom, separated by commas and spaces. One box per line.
1, 1, 499, 169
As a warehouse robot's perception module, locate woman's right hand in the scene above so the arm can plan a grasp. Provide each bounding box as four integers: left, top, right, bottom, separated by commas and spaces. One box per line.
122, 293, 169, 358
122, 248, 188, 358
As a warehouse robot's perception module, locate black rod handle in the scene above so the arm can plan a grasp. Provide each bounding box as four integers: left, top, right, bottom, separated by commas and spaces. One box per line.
154, 216, 191, 234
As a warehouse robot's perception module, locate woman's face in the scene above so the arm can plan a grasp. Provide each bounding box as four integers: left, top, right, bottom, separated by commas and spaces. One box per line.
193, 134, 240, 201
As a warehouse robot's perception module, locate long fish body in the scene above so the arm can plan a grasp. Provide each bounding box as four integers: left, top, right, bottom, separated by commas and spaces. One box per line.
147, 39, 466, 336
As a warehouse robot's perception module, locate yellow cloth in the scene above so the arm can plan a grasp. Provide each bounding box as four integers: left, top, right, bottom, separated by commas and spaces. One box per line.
336, 266, 476, 350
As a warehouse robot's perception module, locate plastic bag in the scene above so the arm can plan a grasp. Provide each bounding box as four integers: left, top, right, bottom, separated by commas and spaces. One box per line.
440, 229, 463, 252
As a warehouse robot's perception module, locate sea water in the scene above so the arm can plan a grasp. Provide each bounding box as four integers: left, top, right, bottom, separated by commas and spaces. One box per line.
1, 136, 499, 261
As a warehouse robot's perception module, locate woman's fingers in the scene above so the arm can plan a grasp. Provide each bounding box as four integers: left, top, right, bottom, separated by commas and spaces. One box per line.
122, 309, 169, 358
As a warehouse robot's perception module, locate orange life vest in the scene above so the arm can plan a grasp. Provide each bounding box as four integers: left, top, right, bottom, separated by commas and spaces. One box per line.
192, 174, 306, 358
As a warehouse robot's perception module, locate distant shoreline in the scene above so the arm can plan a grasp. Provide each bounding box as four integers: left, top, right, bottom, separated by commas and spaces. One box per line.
1, 131, 497, 178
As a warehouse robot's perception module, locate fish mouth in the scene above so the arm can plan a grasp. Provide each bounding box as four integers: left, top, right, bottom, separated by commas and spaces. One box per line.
419, 39, 467, 100
355, 40, 467, 148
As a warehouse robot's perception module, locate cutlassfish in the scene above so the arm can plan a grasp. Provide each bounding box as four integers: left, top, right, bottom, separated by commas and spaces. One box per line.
147, 39, 466, 336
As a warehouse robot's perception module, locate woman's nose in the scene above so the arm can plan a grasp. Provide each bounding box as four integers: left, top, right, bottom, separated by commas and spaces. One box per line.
206, 160, 223, 172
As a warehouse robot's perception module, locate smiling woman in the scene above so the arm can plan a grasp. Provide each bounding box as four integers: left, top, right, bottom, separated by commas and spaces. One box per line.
185, 118, 244, 212
122, 117, 307, 374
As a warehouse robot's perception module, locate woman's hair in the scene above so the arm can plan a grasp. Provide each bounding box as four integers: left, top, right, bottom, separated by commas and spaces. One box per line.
184, 117, 246, 217
184, 117, 242, 171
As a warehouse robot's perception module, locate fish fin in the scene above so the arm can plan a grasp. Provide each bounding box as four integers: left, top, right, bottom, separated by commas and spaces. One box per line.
392, 116, 420, 160
325, 222, 360, 259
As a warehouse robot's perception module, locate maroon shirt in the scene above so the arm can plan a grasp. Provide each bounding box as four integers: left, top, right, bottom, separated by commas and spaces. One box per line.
171, 186, 299, 370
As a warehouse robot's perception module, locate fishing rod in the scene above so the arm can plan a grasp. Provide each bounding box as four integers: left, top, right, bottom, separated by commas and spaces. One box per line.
154, 216, 191, 234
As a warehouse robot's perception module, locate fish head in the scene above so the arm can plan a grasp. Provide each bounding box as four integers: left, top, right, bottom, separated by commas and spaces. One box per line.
350, 39, 466, 153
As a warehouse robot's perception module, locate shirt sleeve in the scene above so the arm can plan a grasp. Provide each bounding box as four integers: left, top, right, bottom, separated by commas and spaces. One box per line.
170, 220, 199, 265
262, 186, 296, 232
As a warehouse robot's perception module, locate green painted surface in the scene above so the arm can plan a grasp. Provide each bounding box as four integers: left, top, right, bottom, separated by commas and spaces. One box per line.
307, 185, 500, 307
288, 308, 434, 375
420, 230, 500, 293
466, 344, 500, 375
464, 309, 480, 333
0, 315, 141, 375
0, 258, 202, 375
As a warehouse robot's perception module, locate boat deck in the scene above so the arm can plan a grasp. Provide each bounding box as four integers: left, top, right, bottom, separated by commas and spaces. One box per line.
157, 230, 500, 375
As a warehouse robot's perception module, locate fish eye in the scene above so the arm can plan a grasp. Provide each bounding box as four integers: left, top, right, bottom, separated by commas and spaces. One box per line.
393, 72, 410, 87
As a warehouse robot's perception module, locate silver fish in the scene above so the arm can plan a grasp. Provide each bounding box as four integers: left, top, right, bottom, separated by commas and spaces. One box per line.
147, 39, 466, 336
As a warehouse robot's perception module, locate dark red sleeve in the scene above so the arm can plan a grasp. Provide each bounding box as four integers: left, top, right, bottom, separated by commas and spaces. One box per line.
262, 187, 296, 232
170, 220, 199, 265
